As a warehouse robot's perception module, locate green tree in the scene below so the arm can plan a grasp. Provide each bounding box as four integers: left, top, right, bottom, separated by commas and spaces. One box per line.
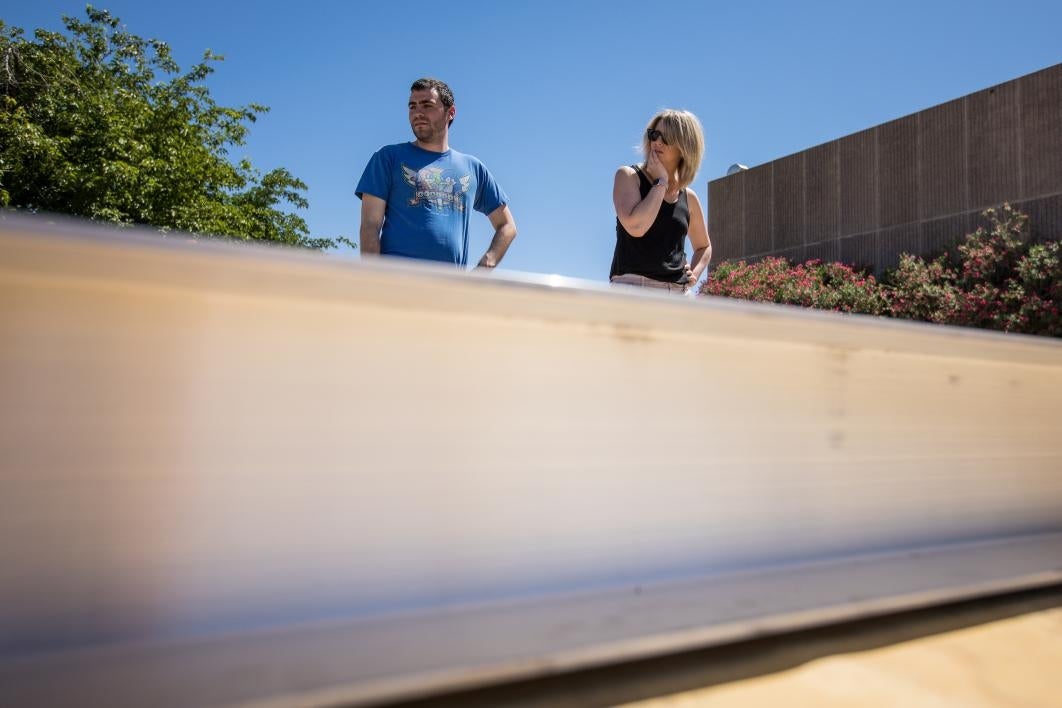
0, 6, 349, 249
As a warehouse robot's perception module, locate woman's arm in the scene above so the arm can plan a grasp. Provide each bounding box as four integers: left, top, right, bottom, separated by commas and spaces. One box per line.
685, 189, 713, 287
613, 160, 668, 238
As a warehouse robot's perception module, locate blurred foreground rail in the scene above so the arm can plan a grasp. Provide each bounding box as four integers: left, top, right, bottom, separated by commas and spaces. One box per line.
2, 214, 1061, 706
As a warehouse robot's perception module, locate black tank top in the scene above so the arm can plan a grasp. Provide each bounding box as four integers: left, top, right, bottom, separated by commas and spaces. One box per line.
610, 166, 690, 283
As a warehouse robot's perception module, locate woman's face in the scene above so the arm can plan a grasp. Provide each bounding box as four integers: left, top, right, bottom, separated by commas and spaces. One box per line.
648, 123, 681, 167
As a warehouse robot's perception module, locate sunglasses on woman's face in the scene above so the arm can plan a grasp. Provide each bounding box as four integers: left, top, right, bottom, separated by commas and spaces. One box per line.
646, 128, 669, 145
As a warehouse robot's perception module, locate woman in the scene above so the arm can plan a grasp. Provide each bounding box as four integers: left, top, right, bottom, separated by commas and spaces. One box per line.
611, 109, 712, 293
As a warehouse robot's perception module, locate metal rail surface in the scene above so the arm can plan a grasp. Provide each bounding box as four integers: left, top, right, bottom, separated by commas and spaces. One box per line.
2, 214, 1061, 706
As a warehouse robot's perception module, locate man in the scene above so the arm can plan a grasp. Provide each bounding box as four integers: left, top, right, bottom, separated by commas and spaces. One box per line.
356, 78, 517, 268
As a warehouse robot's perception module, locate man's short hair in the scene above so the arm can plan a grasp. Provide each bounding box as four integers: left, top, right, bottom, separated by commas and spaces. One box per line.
410, 77, 455, 126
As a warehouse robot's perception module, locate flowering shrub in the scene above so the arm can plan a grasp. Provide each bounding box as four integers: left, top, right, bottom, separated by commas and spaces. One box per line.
703, 204, 1061, 337
703, 257, 888, 315
884, 253, 962, 324
885, 205, 1061, 336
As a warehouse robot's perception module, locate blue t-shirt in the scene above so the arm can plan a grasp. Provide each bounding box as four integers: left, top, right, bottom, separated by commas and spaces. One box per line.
355, 142, 508, 265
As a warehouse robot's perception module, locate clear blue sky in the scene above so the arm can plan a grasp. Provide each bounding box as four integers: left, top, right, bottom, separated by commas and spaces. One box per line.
4, 1, 1061, 281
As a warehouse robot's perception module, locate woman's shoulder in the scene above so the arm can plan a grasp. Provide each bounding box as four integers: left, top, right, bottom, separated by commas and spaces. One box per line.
614, 164, 643, 186
616, 164, 649, 182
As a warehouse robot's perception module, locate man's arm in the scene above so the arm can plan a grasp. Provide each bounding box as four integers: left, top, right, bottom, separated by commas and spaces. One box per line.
359, 194, 386, 255
476, 204, 517, 268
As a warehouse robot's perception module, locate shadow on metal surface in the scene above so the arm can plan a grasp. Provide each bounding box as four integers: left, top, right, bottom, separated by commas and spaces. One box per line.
392, 584, 1062, 708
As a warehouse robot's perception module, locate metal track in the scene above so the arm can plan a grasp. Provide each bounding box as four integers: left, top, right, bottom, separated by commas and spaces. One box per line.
2, 214, 1061, 706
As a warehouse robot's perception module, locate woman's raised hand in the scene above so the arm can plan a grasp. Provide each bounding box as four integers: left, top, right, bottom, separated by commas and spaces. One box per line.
646, 150, 669, 185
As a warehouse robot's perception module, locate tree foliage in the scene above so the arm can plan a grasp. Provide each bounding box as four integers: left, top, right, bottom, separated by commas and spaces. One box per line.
0, 6, 348, 249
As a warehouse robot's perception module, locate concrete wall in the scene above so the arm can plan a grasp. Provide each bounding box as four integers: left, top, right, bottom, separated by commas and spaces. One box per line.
707, 63, 1062, 273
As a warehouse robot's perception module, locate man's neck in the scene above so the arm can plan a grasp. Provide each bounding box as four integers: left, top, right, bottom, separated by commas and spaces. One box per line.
414, 138, 449, 153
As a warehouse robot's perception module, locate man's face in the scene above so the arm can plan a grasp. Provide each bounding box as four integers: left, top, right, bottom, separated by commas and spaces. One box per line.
408, 88, 453, 143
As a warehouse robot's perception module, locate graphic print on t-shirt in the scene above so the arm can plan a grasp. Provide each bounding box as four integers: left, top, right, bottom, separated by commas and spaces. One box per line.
401, 165, 471, 212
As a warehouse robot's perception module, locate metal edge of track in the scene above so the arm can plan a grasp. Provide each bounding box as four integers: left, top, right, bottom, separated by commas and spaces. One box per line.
2, 533, 1061, 707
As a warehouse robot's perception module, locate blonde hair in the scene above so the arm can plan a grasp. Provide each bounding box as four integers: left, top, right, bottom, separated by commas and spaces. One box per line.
641, 109, 705, 190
